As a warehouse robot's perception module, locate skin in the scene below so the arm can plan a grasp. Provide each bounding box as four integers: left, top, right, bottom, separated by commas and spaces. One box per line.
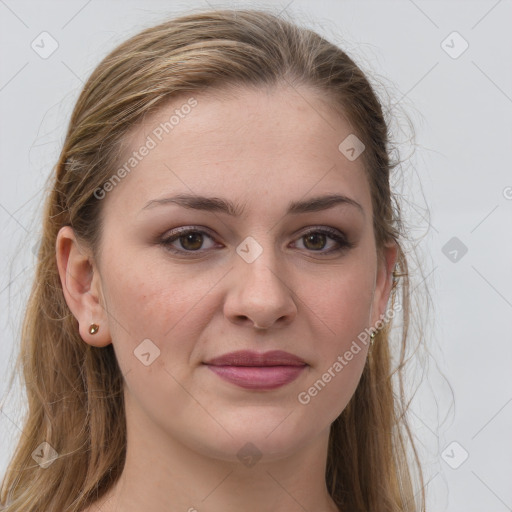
56, 84, 397, 512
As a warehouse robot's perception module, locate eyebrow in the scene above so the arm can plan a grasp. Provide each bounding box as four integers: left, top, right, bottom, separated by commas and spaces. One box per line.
142, 193, 365, 217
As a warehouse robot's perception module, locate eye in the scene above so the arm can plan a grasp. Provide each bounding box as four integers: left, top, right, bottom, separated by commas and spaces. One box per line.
160, 226, 354, 256
292, 227, 353, 254
161, 226, 218, 254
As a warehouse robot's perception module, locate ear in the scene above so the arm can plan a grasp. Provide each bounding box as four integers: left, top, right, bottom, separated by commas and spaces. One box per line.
55, 226, 111, 347
370, 240, 399, 328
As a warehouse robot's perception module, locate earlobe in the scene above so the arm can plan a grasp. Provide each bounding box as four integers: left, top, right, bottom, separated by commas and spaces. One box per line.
55, 226, 111, 347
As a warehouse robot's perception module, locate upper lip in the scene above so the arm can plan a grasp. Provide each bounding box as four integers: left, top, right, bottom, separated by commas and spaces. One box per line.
204, 350, 306, 367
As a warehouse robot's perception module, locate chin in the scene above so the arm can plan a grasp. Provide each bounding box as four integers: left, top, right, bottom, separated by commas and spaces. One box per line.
189, 408, 324, 464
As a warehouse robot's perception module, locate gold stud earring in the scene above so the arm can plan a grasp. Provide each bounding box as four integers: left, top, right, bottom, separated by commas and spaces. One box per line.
89, 323, 100, 335
370, 330, 377, 345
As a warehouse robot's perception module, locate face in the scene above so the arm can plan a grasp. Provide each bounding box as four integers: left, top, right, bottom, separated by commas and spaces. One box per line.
59, 85, 397, 462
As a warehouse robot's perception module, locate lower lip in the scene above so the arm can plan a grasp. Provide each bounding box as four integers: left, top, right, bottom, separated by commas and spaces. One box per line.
206, 365, 306, 390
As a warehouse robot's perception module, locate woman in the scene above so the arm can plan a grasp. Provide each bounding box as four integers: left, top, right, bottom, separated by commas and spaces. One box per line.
0, 8, 425, 512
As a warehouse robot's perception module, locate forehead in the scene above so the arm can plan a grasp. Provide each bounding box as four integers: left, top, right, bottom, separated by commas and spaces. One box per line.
102, 85, 372, 220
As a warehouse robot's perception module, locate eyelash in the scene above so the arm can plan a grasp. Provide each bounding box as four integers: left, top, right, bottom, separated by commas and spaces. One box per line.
160, 226, 354, 256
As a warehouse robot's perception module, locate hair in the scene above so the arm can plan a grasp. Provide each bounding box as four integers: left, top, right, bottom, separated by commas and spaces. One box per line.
0, 7, 426, 512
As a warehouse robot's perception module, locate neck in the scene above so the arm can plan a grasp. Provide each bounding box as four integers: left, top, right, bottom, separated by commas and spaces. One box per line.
94, 407, 340, 512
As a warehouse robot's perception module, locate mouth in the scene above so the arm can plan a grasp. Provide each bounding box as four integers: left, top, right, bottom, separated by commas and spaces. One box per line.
203, 350, 307, 390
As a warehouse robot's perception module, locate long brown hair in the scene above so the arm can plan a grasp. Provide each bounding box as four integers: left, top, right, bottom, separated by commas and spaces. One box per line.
1, 8, 425, 511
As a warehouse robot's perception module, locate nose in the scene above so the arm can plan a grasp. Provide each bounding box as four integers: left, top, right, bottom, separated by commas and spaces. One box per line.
224, 245, 298, 330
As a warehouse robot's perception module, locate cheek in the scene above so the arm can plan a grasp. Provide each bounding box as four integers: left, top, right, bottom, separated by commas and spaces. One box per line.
310, 259, 375, 338
298, 262, 374, 418
298, 287, 372, 425
100, 252, 217, 370
102, 246, 195, 326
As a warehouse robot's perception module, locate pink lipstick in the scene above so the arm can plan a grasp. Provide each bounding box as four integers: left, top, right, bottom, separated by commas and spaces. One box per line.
204, 350, 307, 390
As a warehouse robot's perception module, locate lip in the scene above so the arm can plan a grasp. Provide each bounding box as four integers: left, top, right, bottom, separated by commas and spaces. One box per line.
204, 350, 307, 390
205, 350, 306, 367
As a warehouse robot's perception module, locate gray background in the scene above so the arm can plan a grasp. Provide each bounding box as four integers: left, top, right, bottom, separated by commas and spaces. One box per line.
1, 0, 511, 510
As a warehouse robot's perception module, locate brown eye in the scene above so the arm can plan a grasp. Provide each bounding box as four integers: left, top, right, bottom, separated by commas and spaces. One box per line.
160, 226, 353, 257
294, 228, 353, 254
161, 227, 217, 254
302, 232, 328, 251
179, 232, 204, 251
